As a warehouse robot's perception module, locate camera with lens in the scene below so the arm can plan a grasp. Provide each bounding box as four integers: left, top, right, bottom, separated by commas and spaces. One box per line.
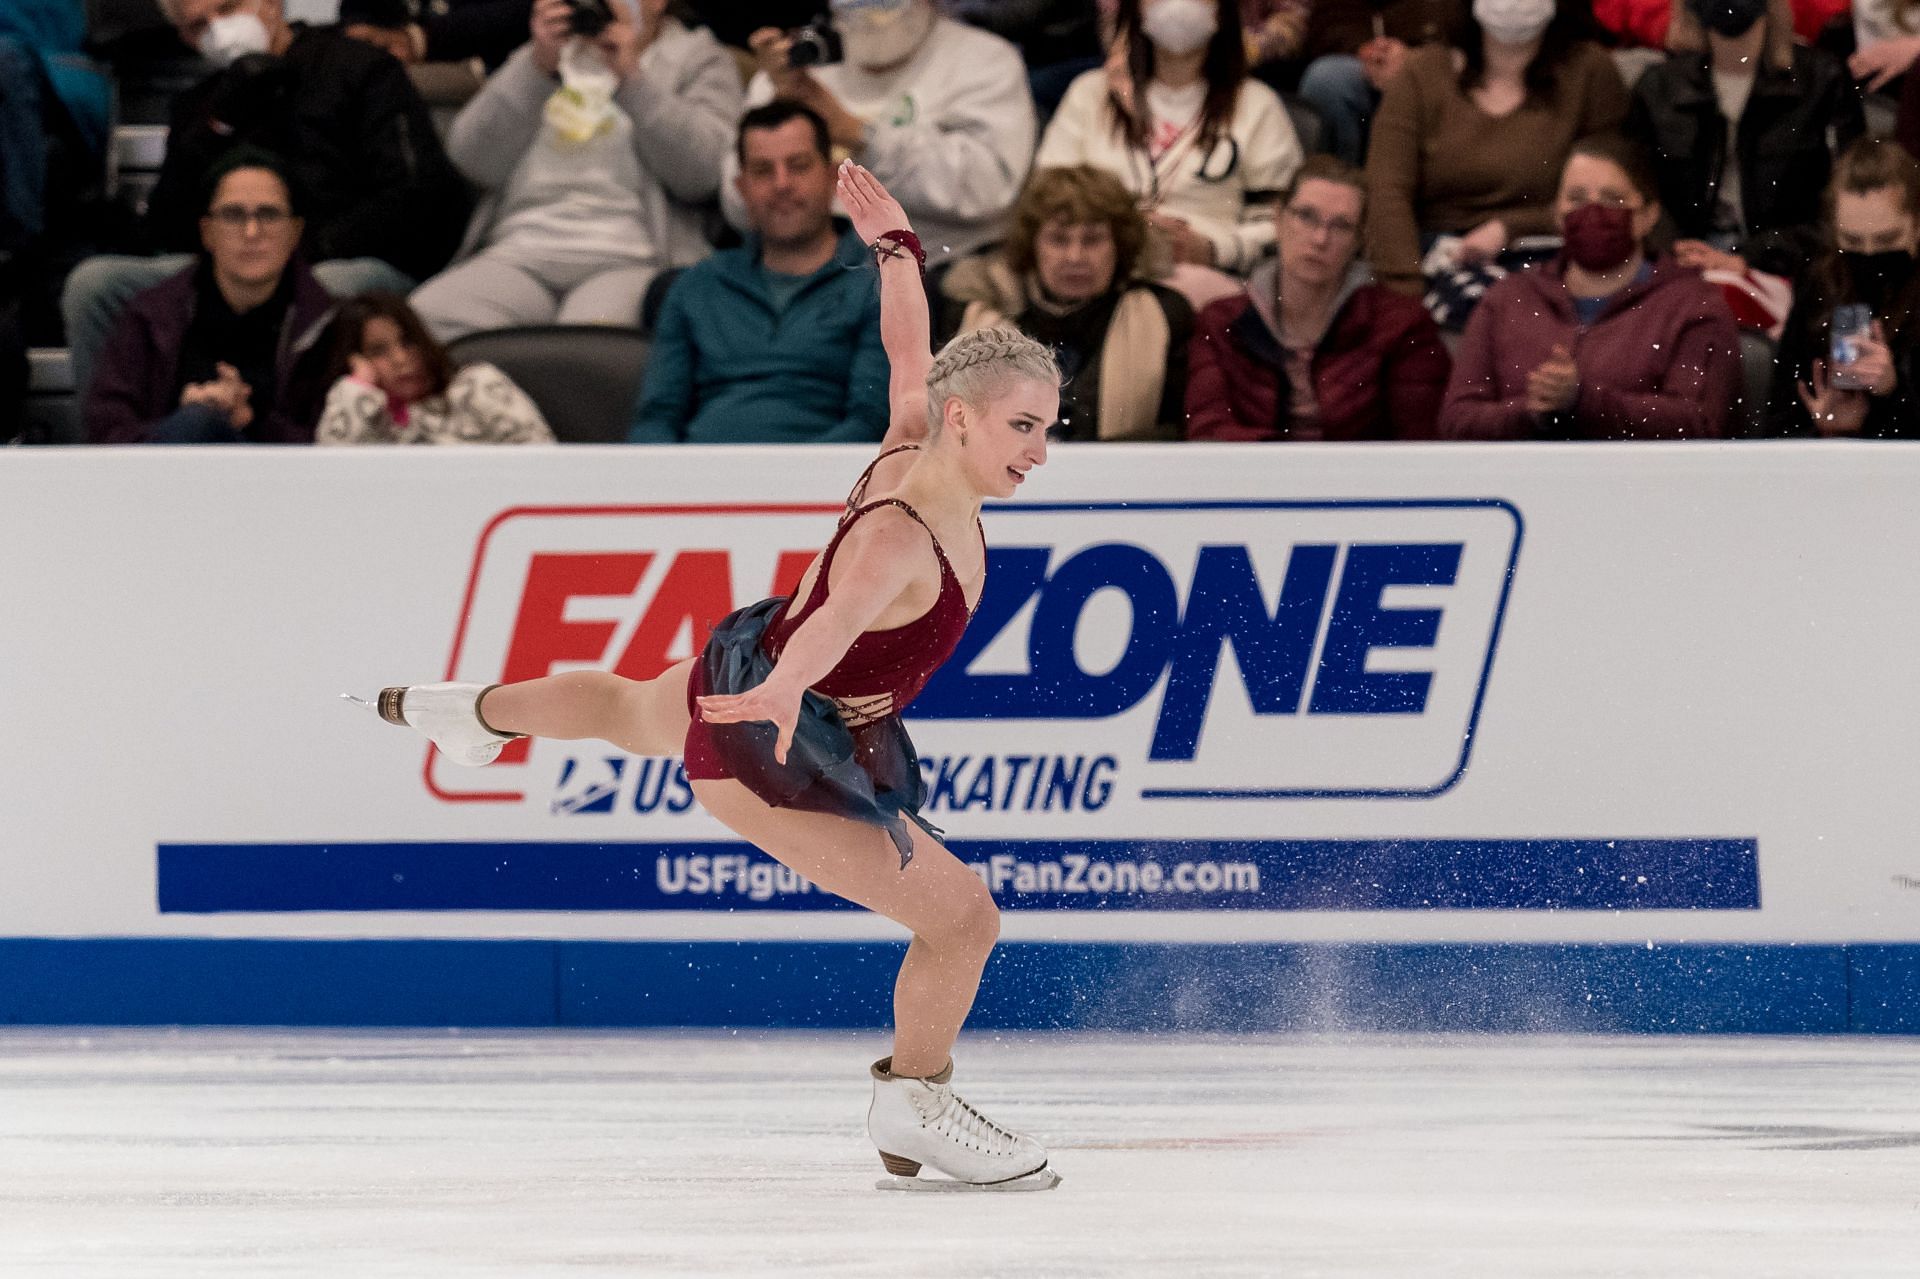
786, 17, 844, 67
566, 0, 614, 38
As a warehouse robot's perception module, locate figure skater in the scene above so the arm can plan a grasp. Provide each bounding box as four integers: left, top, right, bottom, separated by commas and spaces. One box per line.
357, 162, 1064, 1192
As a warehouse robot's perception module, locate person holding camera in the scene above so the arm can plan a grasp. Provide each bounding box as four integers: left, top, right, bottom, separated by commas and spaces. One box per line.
408, 0, 741, 341
1762, 138, 1920, 437
723, 0, 1038, 266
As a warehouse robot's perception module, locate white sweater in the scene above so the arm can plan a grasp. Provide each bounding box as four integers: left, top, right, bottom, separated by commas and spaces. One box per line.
316, 364, 555, 445
1037, 68, 1302, 274
727, 17, 1037, 261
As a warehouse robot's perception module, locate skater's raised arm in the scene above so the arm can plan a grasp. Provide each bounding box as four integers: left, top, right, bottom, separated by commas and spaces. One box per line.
695, 509, 932, 762
838, 161, 932, 451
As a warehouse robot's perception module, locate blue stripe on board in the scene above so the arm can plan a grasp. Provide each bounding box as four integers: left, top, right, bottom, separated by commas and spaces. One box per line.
156, 838, 1760, 914
0, 939, 1904, 1033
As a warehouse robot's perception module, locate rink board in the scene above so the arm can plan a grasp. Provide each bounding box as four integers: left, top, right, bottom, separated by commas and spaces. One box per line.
4, 444, 1920, 1029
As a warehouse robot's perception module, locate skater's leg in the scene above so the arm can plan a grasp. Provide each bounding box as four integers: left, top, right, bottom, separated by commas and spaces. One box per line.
691, 779, 998, 1077
479, 660, 693, 758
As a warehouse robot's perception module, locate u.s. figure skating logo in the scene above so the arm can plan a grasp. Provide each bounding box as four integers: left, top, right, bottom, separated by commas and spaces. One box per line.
426, 500, 1522, 813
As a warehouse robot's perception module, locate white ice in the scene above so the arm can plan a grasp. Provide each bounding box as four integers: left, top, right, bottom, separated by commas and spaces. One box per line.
2, 1030, 1917, 1277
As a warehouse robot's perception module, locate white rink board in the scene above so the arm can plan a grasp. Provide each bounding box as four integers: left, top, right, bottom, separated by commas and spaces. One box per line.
4, 443, 1920, 944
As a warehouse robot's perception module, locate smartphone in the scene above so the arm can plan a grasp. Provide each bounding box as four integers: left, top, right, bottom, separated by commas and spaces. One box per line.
1829, 303, 1873, 391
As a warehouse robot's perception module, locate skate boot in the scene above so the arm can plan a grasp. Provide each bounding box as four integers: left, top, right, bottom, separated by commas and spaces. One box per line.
348, 683, 523, 767
866, 1057, 1061, 1192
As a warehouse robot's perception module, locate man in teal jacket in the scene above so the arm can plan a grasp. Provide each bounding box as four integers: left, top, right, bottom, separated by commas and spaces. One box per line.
628, 100, 889, 444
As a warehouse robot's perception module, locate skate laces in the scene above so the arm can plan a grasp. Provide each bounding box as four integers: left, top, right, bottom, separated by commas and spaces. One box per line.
914, 1081, 1021, 1156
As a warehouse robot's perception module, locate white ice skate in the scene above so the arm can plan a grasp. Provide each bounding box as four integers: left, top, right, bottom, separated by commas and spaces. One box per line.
343, 683, 522, 767
866, 1057, 1061, 1192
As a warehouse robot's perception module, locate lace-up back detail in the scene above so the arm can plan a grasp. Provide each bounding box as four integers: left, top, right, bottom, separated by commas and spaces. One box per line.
760, 446, 981, 723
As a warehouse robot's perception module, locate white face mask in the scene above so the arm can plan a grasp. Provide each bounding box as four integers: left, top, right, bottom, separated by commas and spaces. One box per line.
1140, 0, 1219, 56
198, 11, 272, 66
834, 0, 933, 70
1473, 0, 1556, 45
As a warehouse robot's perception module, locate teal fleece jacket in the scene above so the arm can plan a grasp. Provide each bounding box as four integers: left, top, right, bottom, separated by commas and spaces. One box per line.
628, 226, 890, 444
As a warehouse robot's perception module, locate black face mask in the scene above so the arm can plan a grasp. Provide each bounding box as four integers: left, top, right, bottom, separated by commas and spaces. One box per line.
1687, 0, 1767, 37
1841, 249, 1917, 310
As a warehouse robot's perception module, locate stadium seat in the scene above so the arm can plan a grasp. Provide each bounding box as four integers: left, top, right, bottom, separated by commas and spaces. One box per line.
1735, 329, 1776, 435
1281, 94, 1324, 161
444, 324, 650, 444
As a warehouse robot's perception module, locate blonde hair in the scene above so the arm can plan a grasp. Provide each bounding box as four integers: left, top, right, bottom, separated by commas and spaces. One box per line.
923, 326, 1061, 434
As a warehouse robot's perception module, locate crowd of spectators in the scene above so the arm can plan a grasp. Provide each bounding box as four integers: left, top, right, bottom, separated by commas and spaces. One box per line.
3, 0, 1918, 442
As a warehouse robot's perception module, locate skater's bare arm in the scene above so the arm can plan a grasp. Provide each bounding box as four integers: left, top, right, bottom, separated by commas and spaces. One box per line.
695, 512, 931, 761
838, 160, 932, 450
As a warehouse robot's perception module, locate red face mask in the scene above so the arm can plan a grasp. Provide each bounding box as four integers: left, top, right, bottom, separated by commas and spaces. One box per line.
1562, 203, 1638, 272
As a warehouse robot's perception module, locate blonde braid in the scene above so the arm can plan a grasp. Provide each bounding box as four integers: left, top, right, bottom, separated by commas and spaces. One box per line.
924, 326, 1061, 435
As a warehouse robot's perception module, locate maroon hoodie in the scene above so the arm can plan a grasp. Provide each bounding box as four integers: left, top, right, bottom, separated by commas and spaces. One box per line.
1439, 255, 1742, 439
84, 259, 336, 444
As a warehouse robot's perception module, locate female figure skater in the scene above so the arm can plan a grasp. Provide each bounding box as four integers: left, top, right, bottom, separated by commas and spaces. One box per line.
363, 162, 1063, 1192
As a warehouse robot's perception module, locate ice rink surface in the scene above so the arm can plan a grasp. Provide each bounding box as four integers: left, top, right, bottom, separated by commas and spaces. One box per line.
2, 1029, 1917, 1278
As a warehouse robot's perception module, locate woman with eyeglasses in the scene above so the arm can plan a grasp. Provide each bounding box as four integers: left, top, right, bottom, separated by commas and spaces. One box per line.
85, 147, 335, 444
1439, 133, 1743, 437
1184, 155, 1450, 439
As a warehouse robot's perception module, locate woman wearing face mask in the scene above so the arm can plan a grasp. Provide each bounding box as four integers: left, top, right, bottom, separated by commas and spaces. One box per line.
1363, 0, 1628, 300
1036, 0, 1304, 309
1628, 0, 1862, 289
1439, 134, 1743, 437
1762, 139, 1920, 437
315, 291, 553, 444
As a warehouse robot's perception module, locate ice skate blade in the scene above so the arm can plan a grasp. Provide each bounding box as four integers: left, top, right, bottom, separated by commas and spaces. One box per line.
875, 1167, 1061, 1193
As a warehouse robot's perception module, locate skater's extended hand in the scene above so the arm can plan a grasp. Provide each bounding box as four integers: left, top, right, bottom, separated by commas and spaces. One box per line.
696, 681, 801, 765
839, 160, 911, 246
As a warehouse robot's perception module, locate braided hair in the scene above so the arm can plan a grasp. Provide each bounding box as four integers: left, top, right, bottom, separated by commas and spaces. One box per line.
923, 326, 1061, 435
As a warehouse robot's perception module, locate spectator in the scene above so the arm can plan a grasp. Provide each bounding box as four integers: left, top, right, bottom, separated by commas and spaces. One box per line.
1293, 0, 1464, 164
1186, 155, 1449, 438
85, 151, 335, 445
317, 292, 553, 443
1627, 0, 1863, 284
339, 0, 536, 71
1038, 0, 1304, 309
61, 0, 469, 396
943, 165, 1194, 440
629, 101, 889, 445
1849, 0, 1920, 98
1439, 135, 1743, 438
410, 0, 741, 342
1363, 0, 1628, 303
0, 0, 111, 334
1762, 139, 1920, 437
730, 1, 1037, 266
947, 0, 1108, 122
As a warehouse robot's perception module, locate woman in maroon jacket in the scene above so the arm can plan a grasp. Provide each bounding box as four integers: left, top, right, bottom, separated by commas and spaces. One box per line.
1439, 134, 1743, 438
1184, 155, 1449, 440
84, 150, 335, 444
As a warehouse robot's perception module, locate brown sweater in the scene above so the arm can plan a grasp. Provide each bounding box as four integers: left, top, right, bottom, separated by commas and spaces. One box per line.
1363, 42, 1629, 294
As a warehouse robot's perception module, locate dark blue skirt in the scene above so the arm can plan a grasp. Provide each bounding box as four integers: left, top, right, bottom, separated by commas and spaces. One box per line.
698, 598, 940, 870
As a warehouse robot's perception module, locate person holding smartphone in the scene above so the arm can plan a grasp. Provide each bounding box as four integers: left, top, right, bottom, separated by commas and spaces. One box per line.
1762, 138, 1920, 437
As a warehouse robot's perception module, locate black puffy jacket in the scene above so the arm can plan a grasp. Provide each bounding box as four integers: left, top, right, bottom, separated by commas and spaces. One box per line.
1625, 46, 1864, 280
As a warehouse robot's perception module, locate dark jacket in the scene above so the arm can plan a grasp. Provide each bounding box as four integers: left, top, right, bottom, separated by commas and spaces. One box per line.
1185, 260, 1450, 440
84, 260, 335, 444
629, 227, 890, 445
1759, 274, 1920, 438
1626, 47, 1864, 279
144, 25, 469, 280
337, 0, 532, 70
1440, 255, 1742, 439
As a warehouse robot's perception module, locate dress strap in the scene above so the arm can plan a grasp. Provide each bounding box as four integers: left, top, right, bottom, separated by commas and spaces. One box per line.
846, 444, 922, 513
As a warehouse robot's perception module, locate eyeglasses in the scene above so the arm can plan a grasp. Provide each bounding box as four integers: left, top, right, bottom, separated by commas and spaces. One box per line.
1284, 205, 1360, 240
207, 204, 293, 231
